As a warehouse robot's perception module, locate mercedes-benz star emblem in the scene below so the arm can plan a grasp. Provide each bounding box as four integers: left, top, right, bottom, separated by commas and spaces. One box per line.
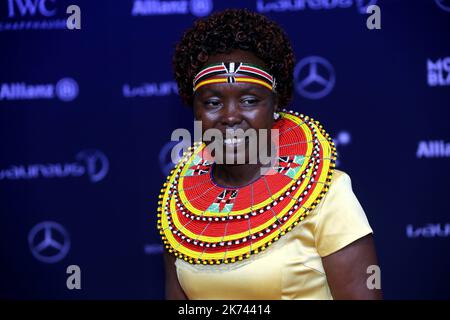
28, 221, 70, 263
294, 56, 336, 100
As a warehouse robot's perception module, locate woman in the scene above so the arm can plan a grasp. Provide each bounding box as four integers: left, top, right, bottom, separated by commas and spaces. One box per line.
157, 8, 382, 300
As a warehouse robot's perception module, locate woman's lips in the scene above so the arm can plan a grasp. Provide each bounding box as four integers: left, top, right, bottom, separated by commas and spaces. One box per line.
223, 137, 245, 145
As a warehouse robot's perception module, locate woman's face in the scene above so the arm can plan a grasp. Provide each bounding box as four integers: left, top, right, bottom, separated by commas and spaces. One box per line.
192, 49, 278, 164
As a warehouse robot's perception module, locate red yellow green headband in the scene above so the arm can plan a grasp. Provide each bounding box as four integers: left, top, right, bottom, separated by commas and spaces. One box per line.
193, 62, 277, 93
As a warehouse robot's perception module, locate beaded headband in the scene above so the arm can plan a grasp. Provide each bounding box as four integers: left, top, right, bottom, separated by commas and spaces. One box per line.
193, 62, 277, 93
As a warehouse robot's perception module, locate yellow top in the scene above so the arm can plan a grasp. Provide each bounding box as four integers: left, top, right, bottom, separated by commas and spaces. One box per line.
174, 169, 373, 300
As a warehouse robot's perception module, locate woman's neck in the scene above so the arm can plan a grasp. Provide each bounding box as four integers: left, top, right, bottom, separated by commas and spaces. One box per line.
212, 163, 265, 188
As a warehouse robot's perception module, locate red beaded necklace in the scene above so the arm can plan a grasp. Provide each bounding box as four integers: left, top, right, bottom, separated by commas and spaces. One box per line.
157, 110, 337, 265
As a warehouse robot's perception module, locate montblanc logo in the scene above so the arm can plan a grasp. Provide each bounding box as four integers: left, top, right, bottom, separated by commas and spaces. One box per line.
0, 149, 109, 183
131, 0, 213, 17
427, 57, 450, 87
0, 78, 79, 102
256, 0, 378, 14
416, 140, 450, 158
406, 223, 450, 238
122, 81, 178, 98
1, 0, 68, 31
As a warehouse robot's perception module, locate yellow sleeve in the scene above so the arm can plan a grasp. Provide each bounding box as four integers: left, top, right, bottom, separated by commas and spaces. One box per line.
313, 169, 373, 257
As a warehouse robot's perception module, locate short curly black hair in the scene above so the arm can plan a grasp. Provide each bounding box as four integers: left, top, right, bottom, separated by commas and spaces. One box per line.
172, 8, 295, 108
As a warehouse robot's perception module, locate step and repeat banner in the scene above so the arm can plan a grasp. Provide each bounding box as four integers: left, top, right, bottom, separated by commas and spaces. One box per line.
0, 0, 449, 299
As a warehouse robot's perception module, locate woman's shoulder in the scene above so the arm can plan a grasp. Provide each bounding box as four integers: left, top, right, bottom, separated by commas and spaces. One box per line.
324, 169, 356, 198
316, 168, 361, 211
329, 168, 349, 183
312, 168, 373, 257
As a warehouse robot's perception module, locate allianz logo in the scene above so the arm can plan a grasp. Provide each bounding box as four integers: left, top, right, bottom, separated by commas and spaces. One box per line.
406, 223, 450, 238
122, 82, 178, 98
144, 244, 164, 255
0, 78, 78, 102
256, 0, 378, 14
131, 0, 212, 17
416, 140, 450, 159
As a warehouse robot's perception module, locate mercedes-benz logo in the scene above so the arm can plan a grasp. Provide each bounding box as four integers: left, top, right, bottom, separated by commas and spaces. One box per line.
28, 221, 70, 264
294, 56, 336, 100
435, 0, 450, 12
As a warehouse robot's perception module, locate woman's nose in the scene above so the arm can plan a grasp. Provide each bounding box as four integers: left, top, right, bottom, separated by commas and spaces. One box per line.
220, 101, 242, 127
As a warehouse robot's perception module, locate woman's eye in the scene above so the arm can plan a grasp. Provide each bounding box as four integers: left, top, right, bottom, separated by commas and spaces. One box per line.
204, 100, 221, 107
242, 98, 259, 106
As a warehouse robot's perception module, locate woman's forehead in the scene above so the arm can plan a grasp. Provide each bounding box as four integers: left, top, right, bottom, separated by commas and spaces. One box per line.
195, 82, 270, 96
204, 49, 268, 69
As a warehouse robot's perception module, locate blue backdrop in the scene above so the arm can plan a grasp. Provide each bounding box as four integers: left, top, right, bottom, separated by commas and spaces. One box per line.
1, 0, 449, 299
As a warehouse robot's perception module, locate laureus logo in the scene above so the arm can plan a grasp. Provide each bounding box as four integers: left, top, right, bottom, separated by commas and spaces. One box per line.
0, 149, 109, 183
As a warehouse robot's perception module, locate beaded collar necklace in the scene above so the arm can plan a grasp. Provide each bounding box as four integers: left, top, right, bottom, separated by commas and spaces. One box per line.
157, 110, 337, 265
